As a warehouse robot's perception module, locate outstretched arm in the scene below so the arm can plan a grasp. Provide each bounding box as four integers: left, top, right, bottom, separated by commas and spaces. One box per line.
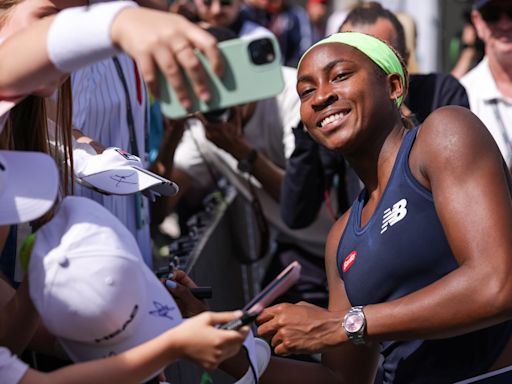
199, 108, 285, 202
258, 213, 380, 384
0, 3, 221, 110
20, 311, 248, 384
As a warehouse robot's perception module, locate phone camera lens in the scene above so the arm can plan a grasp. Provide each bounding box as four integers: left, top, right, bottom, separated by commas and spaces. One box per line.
248, 38, 276, 65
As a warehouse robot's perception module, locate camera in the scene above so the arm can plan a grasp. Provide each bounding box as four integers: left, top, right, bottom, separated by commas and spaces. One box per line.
248, 38, 276, 65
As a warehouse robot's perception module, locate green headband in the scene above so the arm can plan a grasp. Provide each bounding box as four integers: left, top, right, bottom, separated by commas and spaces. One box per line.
298, 32, 406, 106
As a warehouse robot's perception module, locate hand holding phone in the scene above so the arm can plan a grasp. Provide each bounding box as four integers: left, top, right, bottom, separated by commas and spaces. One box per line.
159, 33, 284, 119
220, 261, 302, 330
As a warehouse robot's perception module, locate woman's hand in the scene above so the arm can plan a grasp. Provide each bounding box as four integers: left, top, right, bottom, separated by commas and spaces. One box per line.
111, 7, 223, 110
171, 311, 249, 370
164, 269, 208, 317
256, 302, 345, 355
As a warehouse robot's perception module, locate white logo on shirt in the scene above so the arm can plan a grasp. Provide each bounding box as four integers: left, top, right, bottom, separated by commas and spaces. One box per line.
381, 198, 408, 234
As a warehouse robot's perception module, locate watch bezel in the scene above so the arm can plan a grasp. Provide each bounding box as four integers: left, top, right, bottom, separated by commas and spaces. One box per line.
342, 306, 366, 345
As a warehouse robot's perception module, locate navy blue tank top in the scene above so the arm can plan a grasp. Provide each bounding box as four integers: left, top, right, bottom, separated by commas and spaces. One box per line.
337, 126, 512, 384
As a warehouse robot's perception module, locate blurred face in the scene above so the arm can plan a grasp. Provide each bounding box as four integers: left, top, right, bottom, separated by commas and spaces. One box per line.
341, 18, 406, 62
306, 2, 327, 25
473, 0, 512, 60
194, 0, 240, 27
297, 43, 396, 153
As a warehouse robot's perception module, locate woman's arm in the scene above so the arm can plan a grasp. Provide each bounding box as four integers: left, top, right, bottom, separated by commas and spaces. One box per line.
20, 311, 248, 384
261, 106, 512, 349
0, 4, 221, 109
199, 107, 285, 202
0, 279, 40, 356
258, 213, 380, 384
357, 106, 512, 342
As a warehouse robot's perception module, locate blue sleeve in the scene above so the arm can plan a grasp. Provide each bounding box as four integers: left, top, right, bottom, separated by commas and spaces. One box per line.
435, 73, 470, 110
281, 125, 325, 229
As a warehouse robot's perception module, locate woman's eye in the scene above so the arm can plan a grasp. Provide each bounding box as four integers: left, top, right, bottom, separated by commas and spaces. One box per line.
333, 73, 347, 82
299, 88, 314, 98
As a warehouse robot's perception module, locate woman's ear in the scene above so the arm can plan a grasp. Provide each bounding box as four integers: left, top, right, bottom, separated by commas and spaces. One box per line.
388, 72, 404, 104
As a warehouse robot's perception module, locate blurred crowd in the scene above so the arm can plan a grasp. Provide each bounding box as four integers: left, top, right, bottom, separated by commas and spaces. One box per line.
1, 0, 512, 383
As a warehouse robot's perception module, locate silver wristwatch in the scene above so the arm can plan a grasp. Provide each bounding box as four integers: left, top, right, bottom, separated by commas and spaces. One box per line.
342, 306, 366, 345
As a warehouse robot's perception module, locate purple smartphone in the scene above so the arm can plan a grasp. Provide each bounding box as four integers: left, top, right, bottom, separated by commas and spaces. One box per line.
220, 261, 302, 330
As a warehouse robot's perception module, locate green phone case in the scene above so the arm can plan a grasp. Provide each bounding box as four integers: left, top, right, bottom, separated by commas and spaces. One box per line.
159, 34, 284, 119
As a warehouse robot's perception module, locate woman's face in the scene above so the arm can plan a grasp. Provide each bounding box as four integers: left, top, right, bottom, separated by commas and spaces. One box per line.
297, 43, 392, 153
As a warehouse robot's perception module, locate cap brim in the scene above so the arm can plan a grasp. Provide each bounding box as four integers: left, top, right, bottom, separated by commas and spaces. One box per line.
59, 263, 183, 362
236, 337, 271, 384
80, 166, 179, 196
0, 151, 59, 225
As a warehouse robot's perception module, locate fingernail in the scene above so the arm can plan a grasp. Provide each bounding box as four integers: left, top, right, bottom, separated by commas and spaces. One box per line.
167, 272, 174, 279
200, 91, 211, 102
165, 280, 177, 289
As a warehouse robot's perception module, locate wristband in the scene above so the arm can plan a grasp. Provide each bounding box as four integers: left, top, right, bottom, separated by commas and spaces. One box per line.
47, 1, 138, 73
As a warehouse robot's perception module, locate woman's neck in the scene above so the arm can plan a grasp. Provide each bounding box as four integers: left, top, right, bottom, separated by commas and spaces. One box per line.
347, 122, 407, 198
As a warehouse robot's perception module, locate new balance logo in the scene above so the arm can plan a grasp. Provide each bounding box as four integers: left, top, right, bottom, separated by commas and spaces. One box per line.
381, 198, 408, 234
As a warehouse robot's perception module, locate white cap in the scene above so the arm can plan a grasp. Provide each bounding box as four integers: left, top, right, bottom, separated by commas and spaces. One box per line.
236, 337, 271, 384
0, 150, 59, 225
29, 196, 183, 362
74, 147, 179, 196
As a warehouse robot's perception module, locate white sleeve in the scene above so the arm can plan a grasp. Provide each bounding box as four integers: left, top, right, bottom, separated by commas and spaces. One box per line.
0, 347, 29, 384
173, 119, 215, 189
277, 67, 301, 160
47, 2, 138, 73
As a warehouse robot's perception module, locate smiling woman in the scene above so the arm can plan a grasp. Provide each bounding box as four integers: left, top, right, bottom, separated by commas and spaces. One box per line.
296, 32, 408, 155
256, 32, 512, 384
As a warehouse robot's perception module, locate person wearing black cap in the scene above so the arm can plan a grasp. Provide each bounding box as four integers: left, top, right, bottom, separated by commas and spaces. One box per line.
461, 0, 512, 170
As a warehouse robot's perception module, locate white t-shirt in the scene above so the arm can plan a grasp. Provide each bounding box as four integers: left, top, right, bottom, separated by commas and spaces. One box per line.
0, 347, 29, 384
461, 57, 512, 166
71, 54, 152, 266
173, 67, 333, 257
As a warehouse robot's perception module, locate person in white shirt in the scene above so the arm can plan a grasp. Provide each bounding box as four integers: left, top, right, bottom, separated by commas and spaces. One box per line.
461, 0, 512, 168
165, 62, 333, 306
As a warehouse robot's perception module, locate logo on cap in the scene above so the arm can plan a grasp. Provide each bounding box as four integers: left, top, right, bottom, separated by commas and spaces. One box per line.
94, 304, 139, 343
115, 148, 139, 162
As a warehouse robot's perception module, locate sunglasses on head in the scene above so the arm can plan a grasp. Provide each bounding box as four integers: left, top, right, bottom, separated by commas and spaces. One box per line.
480, 4, 512, 23
203, 0, 233, 6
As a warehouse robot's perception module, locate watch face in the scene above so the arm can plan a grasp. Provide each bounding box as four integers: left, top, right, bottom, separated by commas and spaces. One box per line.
345, 313, 364, 333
